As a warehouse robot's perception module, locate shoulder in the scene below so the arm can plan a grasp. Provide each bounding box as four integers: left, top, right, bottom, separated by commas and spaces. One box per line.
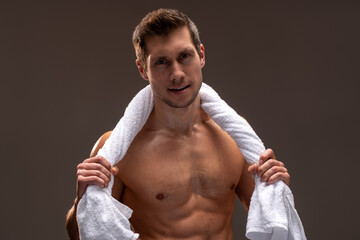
89, 131, 112, 157
204, 117, 246, 160
204, 118, 237, 146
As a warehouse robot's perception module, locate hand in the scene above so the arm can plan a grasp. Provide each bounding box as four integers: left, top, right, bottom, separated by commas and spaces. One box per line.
76, 156, 119, 203
248, 148, 290, 186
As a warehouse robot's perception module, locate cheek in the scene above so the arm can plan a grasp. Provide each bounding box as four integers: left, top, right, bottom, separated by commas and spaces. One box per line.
190, 65, 203, 78
150, 70, 171, 84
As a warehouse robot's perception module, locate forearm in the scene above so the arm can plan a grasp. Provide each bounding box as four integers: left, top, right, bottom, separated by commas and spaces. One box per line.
236, 162, 255, 212
65, 199, 80, 240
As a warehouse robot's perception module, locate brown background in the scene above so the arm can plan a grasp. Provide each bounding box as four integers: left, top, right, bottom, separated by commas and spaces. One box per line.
1, 0, 359, 239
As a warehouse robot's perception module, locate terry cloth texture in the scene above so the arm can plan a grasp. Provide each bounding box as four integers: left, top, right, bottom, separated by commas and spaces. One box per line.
77, 83, 306, 240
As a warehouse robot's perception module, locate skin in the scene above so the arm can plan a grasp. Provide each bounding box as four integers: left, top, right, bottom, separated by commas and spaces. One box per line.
65, 26, 290, 240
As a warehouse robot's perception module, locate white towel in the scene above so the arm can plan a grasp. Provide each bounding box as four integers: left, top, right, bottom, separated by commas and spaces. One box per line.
77, 83, 306, 240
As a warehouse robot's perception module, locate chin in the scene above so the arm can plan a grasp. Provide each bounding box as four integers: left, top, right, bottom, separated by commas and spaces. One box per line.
165, 93, 200, 109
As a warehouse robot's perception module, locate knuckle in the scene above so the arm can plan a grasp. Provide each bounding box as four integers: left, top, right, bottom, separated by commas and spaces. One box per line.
89, 176, 97, 182
103, 160, 111, 169
78, 175, 85, 182
81, 162, 89, 169
99, 165, 110, 176
280, 172, 287, 179
269, 159, 277, 165
95, 170, 101, 177
261, 176, 266, 182
261, 172, 269, 181
93, 162, 102, 170
92, 156, 101, 162
98, 156, 109, 165
272, 166, 280, 172
268, 175, 275, 182
94, 159, 105, 168
95, 170, 105, 179
106, 163, 112, 170
103, 164, 111, 171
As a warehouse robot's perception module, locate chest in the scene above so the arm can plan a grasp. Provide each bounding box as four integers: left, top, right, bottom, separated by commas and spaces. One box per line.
118, 130, 244, 203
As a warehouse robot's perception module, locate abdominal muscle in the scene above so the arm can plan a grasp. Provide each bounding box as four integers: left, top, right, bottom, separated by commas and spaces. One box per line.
122, 189, 236, 240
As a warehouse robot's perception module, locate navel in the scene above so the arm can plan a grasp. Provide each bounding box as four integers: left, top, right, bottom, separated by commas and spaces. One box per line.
156, 193, 165, 200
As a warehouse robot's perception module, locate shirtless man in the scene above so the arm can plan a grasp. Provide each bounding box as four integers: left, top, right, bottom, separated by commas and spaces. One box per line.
66, 9, 290, 240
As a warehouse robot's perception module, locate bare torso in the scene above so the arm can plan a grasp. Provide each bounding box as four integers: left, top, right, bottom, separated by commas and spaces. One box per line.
113, 111, 249, 240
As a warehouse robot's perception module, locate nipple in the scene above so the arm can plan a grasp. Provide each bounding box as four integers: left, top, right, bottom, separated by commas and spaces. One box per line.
156, 193, 165, 200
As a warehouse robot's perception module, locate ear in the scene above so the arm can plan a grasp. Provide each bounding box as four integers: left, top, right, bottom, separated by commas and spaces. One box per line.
136, 59, 149, 80
199, 44, 205, 68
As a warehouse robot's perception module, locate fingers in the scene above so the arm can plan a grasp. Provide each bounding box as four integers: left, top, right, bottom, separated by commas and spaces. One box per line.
83, 156, 112, 170
257, 159, 284, 177
266, 172, 290, 186
77, 174, 107, 188
248, 164, 258, 177
111, 166, 119, 176
77, 162, 111, 179
259, 148, 275, 165
257, 148, 290, 186
260, 166, 288, 185
79, 156, 112, 175
77, 169, 110, 187
76, 156, 115, 191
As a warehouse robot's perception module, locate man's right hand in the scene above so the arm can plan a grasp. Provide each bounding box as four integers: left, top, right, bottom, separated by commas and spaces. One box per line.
76, 156, 118, 203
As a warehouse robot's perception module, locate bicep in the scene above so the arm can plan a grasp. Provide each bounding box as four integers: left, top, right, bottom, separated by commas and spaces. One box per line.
235, 161, 255, 211
112, 174, 125, 201
89, 131, 112, 158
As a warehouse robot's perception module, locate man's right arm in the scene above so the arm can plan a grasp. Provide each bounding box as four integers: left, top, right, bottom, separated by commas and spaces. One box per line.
65, 131, 119, 240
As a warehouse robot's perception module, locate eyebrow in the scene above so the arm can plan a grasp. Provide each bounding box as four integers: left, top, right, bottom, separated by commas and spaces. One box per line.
152, 47, 196, 60
178, 48, 196, 56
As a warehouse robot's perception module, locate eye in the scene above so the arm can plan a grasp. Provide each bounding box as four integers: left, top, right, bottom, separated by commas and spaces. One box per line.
155, 59, 167, 65
180, 53, 189, 59
179, 53, 192, 63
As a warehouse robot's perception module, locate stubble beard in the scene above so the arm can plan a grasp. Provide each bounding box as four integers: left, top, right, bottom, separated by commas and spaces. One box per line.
159, 84, 201, 109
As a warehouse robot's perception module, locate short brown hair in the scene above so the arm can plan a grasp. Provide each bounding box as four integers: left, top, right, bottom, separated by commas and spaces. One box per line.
132, 8, 201, 68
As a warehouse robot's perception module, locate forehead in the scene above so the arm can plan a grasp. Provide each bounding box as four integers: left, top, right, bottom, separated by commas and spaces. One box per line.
145, 27, 196, 57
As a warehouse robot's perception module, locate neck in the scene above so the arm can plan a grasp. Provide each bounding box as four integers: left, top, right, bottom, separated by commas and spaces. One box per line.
147, 95, 204, 136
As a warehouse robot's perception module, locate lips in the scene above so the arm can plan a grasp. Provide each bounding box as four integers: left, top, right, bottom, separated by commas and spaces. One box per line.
168, 84, 190, 92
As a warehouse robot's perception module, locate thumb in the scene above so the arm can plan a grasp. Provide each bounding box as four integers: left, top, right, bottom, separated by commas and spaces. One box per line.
111, 166, 119, 176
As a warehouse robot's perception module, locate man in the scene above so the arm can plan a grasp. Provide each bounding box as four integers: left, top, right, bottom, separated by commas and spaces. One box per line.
66, 9, 290, 240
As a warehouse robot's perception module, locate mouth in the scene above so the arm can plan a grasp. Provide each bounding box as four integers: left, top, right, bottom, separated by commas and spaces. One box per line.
168, 84, 191, 92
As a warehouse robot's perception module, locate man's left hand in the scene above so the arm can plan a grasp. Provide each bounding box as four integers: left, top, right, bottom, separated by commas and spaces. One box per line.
248, 148, 290, 186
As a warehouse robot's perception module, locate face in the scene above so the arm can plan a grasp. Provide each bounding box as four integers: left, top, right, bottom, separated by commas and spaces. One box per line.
137, 26, 205, 109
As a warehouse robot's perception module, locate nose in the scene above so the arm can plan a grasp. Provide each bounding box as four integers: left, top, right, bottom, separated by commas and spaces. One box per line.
169, 61, 185, 83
